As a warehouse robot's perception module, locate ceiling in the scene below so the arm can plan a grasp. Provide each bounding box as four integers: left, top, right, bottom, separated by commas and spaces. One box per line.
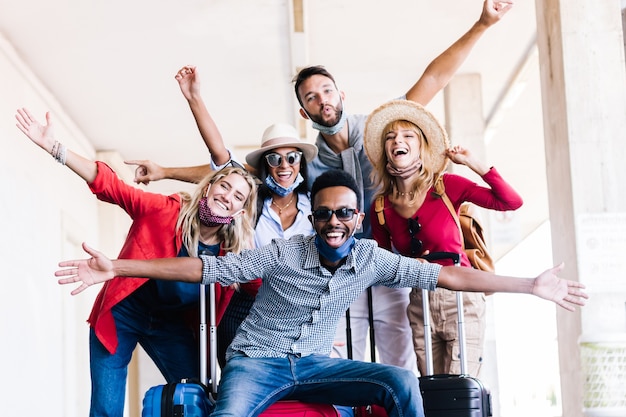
1, 0, 539, 197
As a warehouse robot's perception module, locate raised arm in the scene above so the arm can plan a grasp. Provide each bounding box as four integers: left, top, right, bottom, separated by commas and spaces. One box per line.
405, 0, 514, 105
446, 145, 490, 176
124, 66, 235, 186
56, 243, 203, 295
436, 262, 588, 312
15, 108, 98, 182
176, 65, 231, 165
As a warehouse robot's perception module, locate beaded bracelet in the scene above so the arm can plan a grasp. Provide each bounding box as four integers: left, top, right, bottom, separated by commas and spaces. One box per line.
55, 143, 67, 165
50, 140, 67, 165
51, 141, 59, 158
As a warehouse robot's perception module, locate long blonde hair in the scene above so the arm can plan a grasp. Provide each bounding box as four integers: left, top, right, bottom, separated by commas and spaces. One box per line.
370, 119, 440, 205
176, 167, 258, 256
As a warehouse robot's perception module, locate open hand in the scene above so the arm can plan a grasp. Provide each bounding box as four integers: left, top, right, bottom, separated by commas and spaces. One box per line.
532, 263, 588, 311
55, 243, 115, 295
15, 108, 56, 151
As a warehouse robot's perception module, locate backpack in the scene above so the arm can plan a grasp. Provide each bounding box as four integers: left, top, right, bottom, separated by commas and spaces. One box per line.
374, 178, 494, 272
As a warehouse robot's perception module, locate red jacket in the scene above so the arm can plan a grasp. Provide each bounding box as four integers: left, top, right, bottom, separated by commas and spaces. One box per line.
86, 162, 236, 354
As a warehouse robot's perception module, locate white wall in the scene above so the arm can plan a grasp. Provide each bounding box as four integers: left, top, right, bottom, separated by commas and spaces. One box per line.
0, 34, 139, 416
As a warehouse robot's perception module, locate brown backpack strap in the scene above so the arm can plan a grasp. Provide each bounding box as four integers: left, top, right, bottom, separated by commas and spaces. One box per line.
374, 195, 390, 232
436, 176, 465, 250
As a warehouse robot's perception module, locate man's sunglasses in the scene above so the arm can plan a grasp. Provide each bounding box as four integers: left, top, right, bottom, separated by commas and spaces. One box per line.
312, 208, 359, 222
265, 151, 303, 168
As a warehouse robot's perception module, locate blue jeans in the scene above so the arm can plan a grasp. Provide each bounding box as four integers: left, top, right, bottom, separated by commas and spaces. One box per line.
212, 354, 424, 417
88, 299, 199, 417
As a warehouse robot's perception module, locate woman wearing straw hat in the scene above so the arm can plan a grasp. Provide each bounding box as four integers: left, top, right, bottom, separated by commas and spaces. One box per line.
363, 99, 523, 377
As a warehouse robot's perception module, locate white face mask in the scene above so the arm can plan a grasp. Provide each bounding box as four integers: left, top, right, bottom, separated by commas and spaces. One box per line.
305, 97, 347, 136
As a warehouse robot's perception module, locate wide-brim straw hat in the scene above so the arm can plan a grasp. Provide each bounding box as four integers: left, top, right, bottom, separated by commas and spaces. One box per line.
364, 100, 450, 175
245, 123, 318, 169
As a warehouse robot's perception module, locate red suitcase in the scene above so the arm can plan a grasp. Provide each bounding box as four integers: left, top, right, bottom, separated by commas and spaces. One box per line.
418, 252, 492, 417
262, 400, 340, 416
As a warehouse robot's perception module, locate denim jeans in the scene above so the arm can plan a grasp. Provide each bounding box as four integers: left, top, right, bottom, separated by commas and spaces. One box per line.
212, 353, 424, 417
88, 299, 199, 417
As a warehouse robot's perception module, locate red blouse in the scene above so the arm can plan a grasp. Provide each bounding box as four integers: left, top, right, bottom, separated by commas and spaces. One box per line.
370, 168, 523, 267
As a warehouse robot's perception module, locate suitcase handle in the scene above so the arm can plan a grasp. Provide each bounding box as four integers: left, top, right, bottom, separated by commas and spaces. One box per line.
420, 252, 468, 376
421, 252, 460, 264
200, 283, 218, 395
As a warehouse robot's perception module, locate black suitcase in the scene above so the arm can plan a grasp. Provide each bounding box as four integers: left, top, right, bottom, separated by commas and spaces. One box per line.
418, 252, 492, 417
346, 288, 388, 417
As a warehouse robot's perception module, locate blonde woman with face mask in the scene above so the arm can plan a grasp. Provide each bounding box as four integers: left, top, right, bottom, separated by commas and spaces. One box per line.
363, 100, 523, 378
15, 107, 258, 417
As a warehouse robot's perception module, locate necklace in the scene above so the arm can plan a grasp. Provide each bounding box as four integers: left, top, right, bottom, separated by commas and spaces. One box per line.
271, 195, 295, 215
395, 188, 415, 197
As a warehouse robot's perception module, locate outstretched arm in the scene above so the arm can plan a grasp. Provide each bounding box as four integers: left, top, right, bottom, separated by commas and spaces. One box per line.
15, 108, 98, 182
124, 159, 213, 185
56, 243, 203, 295
436, 262, 588, 312
406, 0, 514, 105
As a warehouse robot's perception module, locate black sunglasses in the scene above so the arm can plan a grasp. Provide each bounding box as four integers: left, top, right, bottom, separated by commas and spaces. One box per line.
408, 217, 423, 255
265, 151, 303, 168
312, 208, 359, 222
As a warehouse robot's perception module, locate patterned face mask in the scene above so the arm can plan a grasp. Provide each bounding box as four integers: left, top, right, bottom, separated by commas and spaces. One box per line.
198, 195, 235, 227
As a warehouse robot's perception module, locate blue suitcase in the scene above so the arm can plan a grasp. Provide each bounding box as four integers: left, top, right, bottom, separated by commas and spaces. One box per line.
418, 252, 492, 417
142, 283, 217, 417
142, 380, 214, 417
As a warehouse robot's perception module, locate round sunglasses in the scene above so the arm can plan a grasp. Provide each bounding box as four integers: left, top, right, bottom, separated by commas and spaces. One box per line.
264, 151, 303, 168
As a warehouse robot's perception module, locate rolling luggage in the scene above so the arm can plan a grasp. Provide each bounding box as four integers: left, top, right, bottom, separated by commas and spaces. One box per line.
141, 282, 216, 417
347, 288, 388, 417
418, 252, 492, 417
261, 400, 340, 416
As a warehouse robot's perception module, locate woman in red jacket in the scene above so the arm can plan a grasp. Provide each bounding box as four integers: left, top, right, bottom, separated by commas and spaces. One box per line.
363, 100, 523, 378
16, 108, 258, 417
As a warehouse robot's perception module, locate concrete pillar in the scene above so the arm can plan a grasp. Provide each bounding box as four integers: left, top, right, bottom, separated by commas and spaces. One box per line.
443, 73, 502, 416
534, 1, 626, 416
444, 73, 487, 170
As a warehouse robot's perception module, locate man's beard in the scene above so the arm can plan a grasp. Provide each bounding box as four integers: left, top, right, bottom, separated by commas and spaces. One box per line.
309, 102, 344, 127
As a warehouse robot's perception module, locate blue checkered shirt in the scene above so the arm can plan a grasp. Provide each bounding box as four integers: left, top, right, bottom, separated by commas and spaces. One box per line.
199, 234, 440, 360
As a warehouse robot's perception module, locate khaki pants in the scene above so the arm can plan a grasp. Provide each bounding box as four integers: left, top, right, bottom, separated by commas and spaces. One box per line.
408, 288, 486, 377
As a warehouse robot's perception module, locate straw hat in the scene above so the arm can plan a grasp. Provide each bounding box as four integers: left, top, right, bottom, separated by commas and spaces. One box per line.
364, 100, 450, 175
245, 123, 318, 169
